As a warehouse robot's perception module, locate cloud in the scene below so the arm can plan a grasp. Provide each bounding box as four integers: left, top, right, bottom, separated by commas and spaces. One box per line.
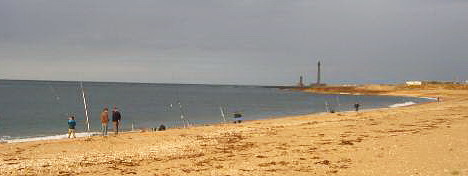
0, 0, 467, 85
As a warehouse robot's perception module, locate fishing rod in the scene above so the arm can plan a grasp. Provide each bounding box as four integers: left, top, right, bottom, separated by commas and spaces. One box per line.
177, 100, 192, 128
220, 106, 227, 122
325, 101, 330, 113
174, 85, 191, 128
80, 82, 90, 132
336, 95, 341, 112
178, 101, 185, 128
170, 73, 191, 128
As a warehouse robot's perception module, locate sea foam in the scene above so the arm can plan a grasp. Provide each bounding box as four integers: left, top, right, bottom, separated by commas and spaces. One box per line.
5, 132, 99, 143
388, 101, 416, 108
421, 97, 438, 100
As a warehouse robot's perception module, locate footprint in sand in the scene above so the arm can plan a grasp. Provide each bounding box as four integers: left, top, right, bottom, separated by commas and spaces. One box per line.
15, 147, 26, 154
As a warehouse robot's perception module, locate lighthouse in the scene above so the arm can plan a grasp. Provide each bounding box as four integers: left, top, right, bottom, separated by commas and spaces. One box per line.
317, 60, 321, 85
311, 60, 325, 87
297, 76, 304, 87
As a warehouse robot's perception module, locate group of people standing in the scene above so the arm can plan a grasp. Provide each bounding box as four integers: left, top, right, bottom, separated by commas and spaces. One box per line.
67, 107, 122, 138
100, 107, 122, 136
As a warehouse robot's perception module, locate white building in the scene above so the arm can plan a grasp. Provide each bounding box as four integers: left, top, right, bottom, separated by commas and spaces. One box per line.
406, 81, 423, 86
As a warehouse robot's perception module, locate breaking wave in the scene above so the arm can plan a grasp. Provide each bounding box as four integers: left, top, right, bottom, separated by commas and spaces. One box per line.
389, 101, 416, 108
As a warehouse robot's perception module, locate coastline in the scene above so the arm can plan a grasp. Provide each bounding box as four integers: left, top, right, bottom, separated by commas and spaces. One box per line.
2, 93, 431, 144
1, 85, 467, 175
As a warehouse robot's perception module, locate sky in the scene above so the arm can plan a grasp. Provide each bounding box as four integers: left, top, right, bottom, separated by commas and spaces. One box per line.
0, 0, 467, 85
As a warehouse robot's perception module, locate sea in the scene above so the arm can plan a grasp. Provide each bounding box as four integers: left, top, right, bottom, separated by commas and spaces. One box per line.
0, 80, 432, 142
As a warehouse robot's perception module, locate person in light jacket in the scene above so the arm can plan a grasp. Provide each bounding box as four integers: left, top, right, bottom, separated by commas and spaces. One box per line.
100, 108, 109, 136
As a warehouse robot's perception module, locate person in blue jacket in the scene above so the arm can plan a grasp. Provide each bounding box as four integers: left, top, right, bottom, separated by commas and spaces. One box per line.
68, 116, 77, 138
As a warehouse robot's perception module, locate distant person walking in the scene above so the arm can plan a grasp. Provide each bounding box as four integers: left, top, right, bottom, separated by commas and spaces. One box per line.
112, 107, 122, 135
100, 108, 109, 136
67, 116, 76, 138
354, 103, 361, 112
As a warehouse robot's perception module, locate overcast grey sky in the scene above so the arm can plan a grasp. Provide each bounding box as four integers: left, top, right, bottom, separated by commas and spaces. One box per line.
0, 0, 467, 85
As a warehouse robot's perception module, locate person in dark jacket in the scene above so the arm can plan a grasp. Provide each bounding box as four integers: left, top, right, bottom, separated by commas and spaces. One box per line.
112, 107, 122, 135
67, 116, 76, 138
354, 103, 361, 112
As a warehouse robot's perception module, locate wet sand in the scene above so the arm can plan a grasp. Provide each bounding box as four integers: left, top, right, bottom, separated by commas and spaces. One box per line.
1, 85, 467, 175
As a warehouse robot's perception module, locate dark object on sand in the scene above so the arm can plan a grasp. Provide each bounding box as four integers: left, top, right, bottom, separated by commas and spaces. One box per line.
233, 112, 243, 123
158, 124, 166, 131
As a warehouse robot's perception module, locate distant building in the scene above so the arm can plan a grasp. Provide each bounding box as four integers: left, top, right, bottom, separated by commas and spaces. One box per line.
341, 84, 358, 87
406, 81, 423, 86
405, 80, 462, 86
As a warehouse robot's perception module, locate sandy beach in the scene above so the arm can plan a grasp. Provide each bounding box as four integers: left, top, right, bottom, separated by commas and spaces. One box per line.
1, 85, 467, 176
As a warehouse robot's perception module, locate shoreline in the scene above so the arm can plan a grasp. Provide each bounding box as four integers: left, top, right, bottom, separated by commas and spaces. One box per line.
1, 85, 467, 175
2, 93, 432, 144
